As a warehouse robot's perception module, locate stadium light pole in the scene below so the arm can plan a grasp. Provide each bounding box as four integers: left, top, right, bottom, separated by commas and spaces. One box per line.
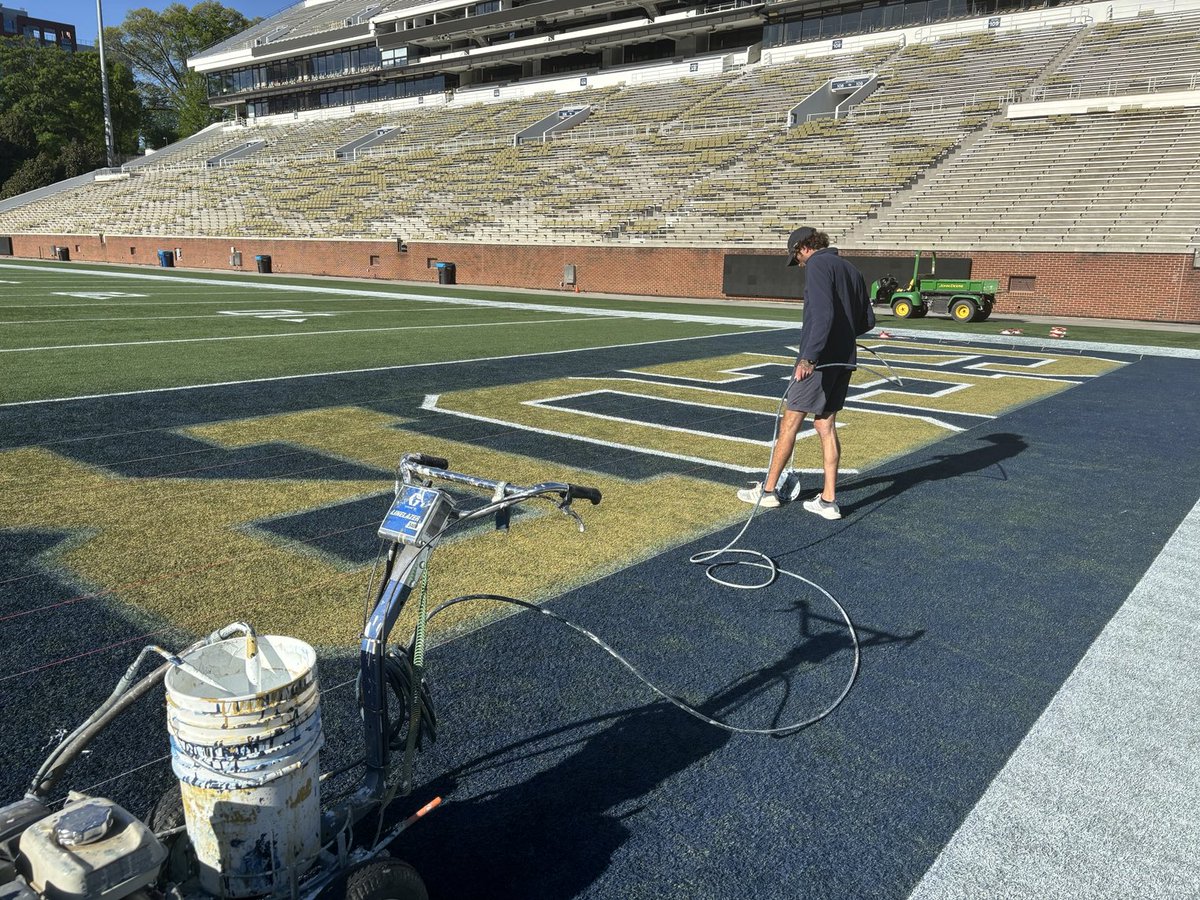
95, 0, 117, 168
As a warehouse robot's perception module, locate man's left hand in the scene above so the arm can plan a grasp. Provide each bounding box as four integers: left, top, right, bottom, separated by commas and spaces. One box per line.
795, 359, 815, 380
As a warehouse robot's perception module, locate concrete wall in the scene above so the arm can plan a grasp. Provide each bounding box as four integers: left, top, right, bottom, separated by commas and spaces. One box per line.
9, 234, 1200, 323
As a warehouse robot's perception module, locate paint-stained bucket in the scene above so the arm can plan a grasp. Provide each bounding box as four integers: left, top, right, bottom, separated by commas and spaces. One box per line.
165, 635, 324, 898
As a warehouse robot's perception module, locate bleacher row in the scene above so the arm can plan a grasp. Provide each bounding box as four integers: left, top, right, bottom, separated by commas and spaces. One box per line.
2, 9, 1199, 252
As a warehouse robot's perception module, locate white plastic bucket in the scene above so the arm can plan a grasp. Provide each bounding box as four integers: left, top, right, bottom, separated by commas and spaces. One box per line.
165, 635, 324, 898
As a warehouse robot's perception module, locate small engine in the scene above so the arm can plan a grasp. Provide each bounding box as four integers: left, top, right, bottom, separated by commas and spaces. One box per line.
0, 794, 165, 900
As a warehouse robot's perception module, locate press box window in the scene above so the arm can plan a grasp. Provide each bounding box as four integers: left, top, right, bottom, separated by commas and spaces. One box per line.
1008, 276, 1036, 292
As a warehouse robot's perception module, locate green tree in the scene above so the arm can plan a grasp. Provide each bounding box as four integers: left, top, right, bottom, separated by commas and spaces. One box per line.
0, 39, 141, 199
106, 1, 257, 144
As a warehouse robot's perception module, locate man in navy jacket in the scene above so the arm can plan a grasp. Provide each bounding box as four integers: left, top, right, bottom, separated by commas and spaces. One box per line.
737, 227, 875, 519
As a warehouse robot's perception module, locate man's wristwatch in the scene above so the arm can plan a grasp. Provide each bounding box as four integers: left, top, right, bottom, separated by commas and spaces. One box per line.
798, 358, 815, 367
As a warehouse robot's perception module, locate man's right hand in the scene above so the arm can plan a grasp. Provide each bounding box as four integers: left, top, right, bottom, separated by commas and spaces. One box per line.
795, 359, 815, 380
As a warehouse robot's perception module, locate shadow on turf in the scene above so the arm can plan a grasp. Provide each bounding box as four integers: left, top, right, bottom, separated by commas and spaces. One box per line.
845, 431, 1027, 514
395, 614, 923, 898
766, 432, 1027, 563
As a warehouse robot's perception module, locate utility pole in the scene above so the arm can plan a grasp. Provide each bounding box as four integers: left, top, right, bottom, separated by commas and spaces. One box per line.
95, 0, 116, 168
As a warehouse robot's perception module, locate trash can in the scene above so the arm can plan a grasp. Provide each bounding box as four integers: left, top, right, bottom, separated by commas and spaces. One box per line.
435, 261, 456, 285
54, 246, 70, 261
255, 254, 272, 274
157, 249, 175, 268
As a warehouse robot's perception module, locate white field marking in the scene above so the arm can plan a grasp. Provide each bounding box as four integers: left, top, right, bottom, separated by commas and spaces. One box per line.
0, 308, 450, 326
3, 313, 254, 325
0, 300, 467, 313
51, 291, 149, 300
420, 393, 843, 474
849, 398, 995, 419
853, 380, 972, 402
217, 309, 337, 322
567, 373, 976, 424
0, 314, 620, 353
619, 360, 794, 384
968, 358, 1053, 371
859, 346, 977, 367
218, 309, 330, 316
526, 389, 798, 445
0, 262, 803, 329
540, 386, 782, 417
886, 364, 1082, 386
0, 326, 775, 408
965, 360, 1093, 378
0, 280, 20, 284
568, 374, 799, 407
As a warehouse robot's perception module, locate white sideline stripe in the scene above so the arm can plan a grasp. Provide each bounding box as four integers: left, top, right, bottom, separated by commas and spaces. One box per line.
0, 315, 619, 353
0, 327, 774, 408
0, 262, 804, 329
420, 393, 816, 475
908, 495, 1200, 899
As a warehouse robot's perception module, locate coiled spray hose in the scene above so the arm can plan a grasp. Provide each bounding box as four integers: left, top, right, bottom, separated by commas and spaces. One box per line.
391, 344, 905, 737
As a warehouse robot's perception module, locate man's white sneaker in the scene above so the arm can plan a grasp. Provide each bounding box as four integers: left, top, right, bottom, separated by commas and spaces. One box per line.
736, 482, 780, 508
802, 494, 842, 520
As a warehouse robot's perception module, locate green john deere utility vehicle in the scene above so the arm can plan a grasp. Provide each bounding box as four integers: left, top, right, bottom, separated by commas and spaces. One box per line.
870, 251, 999, 323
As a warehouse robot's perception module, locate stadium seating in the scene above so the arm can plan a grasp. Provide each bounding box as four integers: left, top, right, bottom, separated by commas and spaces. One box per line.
1, 12, 1197, 253
1033, 9, 1200, 100
855, 107, 1200, 251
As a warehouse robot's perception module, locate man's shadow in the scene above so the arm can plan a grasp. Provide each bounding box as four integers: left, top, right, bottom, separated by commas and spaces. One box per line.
394, 614, 923, 898
846, 432, 1028, 512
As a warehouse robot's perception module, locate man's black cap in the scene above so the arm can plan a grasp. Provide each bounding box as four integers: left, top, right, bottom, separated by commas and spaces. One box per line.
786, 226, 815, 266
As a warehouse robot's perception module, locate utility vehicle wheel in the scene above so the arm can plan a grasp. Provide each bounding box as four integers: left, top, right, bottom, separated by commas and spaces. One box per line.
912, 306, 928, 318
892, 299, 914, 319
950, 299, 979, 323
344, 858, 428, 900
146, 785, 197, 884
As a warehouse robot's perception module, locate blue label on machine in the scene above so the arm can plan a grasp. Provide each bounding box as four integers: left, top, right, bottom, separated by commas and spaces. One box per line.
379, 486, 441, 543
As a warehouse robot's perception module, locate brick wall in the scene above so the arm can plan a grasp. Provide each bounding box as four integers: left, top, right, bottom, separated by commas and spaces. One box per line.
9, 234, 1200, 323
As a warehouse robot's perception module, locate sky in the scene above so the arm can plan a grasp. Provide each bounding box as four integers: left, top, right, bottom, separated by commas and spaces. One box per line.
22, 0, 289, 45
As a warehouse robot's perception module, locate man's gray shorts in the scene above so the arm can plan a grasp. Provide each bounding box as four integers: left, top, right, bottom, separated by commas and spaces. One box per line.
786, 367, 853, 416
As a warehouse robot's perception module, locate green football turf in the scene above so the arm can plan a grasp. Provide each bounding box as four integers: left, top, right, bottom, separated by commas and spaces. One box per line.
2, 260, 1194, 404
0, 262, 779, 403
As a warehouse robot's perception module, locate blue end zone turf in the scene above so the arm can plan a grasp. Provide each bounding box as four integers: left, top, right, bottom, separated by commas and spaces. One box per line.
0, 333, 1194, 898
383, 355, 1200, 898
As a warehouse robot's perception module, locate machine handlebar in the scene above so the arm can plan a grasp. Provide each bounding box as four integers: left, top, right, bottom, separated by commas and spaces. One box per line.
408, 453, 449, 470
567, 483, 603, 505
399, 454, 602, 512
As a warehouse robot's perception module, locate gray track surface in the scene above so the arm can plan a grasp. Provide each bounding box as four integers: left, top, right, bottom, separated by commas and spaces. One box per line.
909, 497, 1200, 899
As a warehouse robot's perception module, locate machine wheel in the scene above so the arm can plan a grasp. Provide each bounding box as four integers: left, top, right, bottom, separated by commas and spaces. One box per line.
911, 306, 929, 318
950, 299, 979, 323
891, 299, 914, 319
146, 785, 197, 884
343, 859, 428, 900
